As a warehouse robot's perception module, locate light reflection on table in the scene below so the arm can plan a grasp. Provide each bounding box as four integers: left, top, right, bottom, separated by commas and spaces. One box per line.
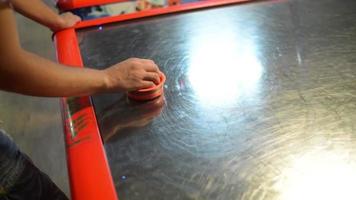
187, 15, 263, 107
278, 150, 356, 200
78, 0, 356, 199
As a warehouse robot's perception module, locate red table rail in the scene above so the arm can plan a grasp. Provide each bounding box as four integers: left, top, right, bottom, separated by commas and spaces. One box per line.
55, 28, 118, 200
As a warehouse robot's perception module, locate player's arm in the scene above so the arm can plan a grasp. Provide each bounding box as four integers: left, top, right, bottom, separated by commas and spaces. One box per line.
0, 2, 160, 97
10, 0, 80, 31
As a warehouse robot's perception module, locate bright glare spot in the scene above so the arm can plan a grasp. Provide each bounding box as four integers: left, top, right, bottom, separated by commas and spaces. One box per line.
276, 150, 356, 200
188, 33, 262, 107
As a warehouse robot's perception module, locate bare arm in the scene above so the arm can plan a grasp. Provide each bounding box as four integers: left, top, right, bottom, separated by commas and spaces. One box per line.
10, 0, 81, 31
0, 2, 160, 97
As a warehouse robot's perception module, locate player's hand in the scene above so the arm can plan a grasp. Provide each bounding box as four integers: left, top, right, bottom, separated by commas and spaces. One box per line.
53, 12, 81, 31
102, 58, 161, 92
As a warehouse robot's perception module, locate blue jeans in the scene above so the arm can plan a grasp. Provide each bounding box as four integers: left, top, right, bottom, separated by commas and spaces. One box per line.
0, 130, 68, 200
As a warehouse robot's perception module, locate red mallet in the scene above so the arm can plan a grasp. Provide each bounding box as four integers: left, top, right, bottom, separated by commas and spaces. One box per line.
128, 72, 166, 101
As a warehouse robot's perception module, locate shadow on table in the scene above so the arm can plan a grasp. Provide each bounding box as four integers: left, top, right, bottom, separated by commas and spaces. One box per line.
99, 95, 165, 143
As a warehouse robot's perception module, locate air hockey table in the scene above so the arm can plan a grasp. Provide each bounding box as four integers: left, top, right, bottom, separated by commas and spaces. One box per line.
54, 0, 356, 200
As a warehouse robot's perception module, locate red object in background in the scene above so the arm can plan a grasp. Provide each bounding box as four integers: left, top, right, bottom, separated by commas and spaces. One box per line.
75, 0, 253, 29
58, 0, 127, 10
168, 0, 181, 6
55, 28, 118, 200
57, 0, 179, 10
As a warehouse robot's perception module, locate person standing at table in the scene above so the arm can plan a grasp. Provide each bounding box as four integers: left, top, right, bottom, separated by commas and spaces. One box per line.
0, 0, 161, 199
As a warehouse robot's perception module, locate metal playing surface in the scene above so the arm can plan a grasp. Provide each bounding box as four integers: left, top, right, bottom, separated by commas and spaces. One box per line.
77, 0, 356, 199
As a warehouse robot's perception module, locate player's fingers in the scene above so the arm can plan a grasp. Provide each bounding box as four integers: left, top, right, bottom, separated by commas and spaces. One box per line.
143, 72, 160, 84
73, 15, 82, 22
68, 14, 81, 24
140, 58, 156, 64
140, 81, 156, 89
144, 65, 159, 73
141, 61, 159, 72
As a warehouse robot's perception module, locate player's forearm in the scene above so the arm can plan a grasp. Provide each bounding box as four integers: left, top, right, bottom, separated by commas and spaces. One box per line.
0, 49, 108, 97
10, 0, 63, 30
0, 3, 105, 97
0, 2, 159, 97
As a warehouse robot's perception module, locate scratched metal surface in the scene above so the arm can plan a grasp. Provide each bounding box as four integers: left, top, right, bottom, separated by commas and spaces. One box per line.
77, 0, 356, 199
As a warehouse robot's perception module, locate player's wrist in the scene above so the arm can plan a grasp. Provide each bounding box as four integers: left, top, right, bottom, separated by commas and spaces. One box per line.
101, 69, 123, 93
50, 15, 65, 31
